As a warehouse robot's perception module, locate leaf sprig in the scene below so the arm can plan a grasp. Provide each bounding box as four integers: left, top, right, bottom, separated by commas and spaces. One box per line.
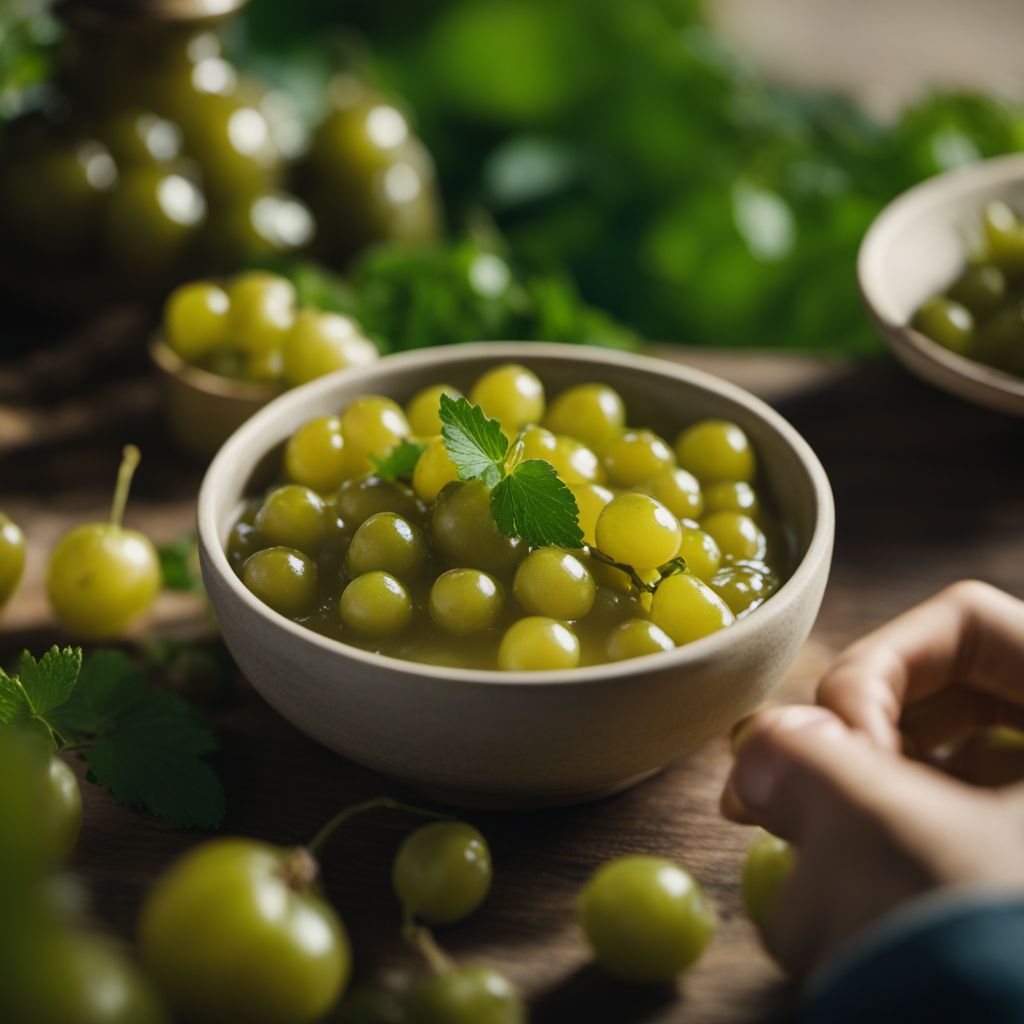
439, 395, 584, 549
0, 646, 224, 828
371, 438, 428, 482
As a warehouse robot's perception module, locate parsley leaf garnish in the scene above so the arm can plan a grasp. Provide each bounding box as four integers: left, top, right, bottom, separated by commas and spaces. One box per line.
439, 394, 509, 488
439, 393, 583, 548
1, 646, 224, 828
371, 438, 428, 482
492, 460, 584, 549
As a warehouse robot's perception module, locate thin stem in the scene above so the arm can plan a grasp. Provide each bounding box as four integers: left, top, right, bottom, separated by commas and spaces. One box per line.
403, 920, 454, 976
110, 445, 141, 528
306, 796, 451, 857
587, 547, 654, 593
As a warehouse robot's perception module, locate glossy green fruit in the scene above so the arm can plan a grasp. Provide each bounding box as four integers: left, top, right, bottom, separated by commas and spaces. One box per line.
640, 468, 703, 520
579, 855, 715, 983
497, 616, 579, 671
676, 527, 722, 582
595, 493, 682, 570
606, 619, 674, 661
104, 168, 206, 277
741, 831, 794, 929
543, 383, 625, 450
302, 82, 441, 264
412, 437, 459, 504
405, 967, 524, 1024
650, 573, 734, 646
674, 420, 756, 484
709, 561, 778, 617
241, 547, 318, 618
601, 430, 676, 488
392, 821, 492, 925
912, 295, 974, 356
569, 483, 614, 547
46, 756, 82, 863
0, 512, 26, 608
337, 476, 422, 530
47, 524, 160, 638
340, 397, 411, 476
948, 263, 1006, 315
139, 840, 350, 1024
470, 363, 545, 433
164, 281, 231, 362
255, 485, 328, 553
432, 481, 523, 575
428, 568, 504, 634
228, 272, 296, 356
339, 572, 413, 635
284, 416, 351, 493
405, 384, 461, 437
513, 548, 595, 619
701, 512, 767, 562
281, 310, 378, 386
346, 513, 428, 578
25, 932, 170, 1024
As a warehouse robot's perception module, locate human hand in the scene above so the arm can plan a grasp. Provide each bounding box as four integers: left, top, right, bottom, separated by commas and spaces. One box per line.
721, 581, 1024, 980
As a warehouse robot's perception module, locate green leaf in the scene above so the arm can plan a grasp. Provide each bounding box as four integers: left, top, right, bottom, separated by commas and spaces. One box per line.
0, 667, 29, 725
371, 438, 427, 482
158, 533, 202, 592
86, 690, 224, 829
439, 394, 509, 488
491, 459, 584, 549
48, 650, 143, 738
16, 646, 81, 718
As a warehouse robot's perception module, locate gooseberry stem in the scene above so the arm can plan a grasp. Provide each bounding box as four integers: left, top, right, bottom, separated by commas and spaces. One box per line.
403, 921, 454, 977
110, 445, 142, 529
306, 796, 451, 857
587, 548, 653, 593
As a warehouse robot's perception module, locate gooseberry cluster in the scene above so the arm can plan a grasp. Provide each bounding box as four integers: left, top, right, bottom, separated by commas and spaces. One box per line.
913, 199, 1024, 377
230, 363, 786, 670
163, 270, 378, 386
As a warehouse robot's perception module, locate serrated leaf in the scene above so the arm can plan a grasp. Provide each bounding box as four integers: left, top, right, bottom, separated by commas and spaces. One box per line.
16, 647, 81, 718
0, 667, 29, 725
85, 690, 223, 829
158, 534, 202, 592
491, 459, 584, 549
371, 438, 427, 482
48, 650, 144, 737
439, 394, 509, 488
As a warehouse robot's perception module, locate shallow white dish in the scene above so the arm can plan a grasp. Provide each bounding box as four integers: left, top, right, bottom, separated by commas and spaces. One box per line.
197, 342, 834, 807
859, 152, 1024, 416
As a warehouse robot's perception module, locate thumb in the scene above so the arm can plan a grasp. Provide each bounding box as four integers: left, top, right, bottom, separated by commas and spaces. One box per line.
728, 705, 953, 843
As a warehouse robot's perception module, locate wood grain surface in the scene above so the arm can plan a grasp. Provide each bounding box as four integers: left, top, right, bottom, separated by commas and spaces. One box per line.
1, 331, 1022, 1023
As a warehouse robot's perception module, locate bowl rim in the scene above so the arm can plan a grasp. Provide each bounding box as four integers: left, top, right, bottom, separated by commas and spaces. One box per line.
197, 341, 834, 686
857, 152, 1024, 406
151, 334, 287, 401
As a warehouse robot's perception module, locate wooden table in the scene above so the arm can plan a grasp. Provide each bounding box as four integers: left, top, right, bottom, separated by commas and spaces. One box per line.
2, 333, 1023, 1023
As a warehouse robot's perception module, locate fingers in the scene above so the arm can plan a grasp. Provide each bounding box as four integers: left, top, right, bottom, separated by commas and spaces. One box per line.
817, 581, 1024, 750
721, 705, 953, 841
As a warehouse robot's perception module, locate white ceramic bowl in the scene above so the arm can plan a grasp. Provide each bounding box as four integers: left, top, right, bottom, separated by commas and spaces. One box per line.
859, 152, 1024, 416
197, 342, 834, 807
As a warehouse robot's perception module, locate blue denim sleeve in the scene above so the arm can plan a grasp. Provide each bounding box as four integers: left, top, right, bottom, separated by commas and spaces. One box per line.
791, 896, 1024, 1024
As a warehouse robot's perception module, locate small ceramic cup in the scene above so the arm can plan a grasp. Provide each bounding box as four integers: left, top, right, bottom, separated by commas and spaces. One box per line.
151, 335, 284, 459
859, 152, 1024, 416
